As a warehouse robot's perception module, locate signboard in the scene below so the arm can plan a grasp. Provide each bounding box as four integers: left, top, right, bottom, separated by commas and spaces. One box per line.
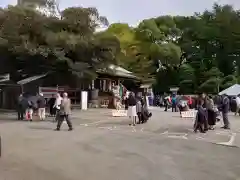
170, 87, 179, 92
39, 87, 58, 98
112, 110, 127, 117
181, 110, 197, 118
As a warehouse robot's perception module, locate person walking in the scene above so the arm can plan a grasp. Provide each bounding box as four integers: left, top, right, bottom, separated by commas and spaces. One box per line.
17, 94, 25, 120
136, 95, 143, 124
194, 100, 207, 133
55, 92, 73, 131
207, 96, 216, 130
127, 92, 137, 126
53, 93, 62, 122
37, 93, 46, 121
221, 94, 230, 129
188, 96, 193, 109
164, 95, 170, 111
48, 94, 56, 116
171, 94, 177, 112
26, 99, 34, 121
235, 95, 240, 116
200, 93, 209, 131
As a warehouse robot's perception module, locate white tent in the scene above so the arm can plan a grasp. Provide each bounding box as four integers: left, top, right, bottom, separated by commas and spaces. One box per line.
219, 84, 240, 96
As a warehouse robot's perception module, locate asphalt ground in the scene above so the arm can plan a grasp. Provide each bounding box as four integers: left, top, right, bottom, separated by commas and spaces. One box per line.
0, 108, 240, 180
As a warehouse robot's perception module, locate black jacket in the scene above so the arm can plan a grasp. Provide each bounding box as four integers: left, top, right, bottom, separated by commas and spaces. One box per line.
37, 96, 46, 108
128, 95, 136, 106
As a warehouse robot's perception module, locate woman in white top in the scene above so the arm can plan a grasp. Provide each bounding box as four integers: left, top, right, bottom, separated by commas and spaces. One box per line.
53, 93, 62, 121
127, 92, 137, 126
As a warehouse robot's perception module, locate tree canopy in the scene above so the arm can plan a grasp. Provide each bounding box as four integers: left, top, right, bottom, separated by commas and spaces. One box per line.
0, 2, 240, 93
105, 3, 240, 94
0, 3, 119, 84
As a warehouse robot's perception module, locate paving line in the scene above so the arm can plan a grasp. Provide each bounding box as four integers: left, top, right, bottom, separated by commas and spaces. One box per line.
216, 133, 237, 147
78, 120, 110, 126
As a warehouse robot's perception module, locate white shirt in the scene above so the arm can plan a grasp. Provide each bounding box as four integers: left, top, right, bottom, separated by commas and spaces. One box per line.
54, 97, 62, 109
236, 97, 240, 106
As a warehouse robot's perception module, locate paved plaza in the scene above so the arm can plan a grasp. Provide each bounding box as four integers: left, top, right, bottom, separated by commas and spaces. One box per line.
0, 108, 240, 180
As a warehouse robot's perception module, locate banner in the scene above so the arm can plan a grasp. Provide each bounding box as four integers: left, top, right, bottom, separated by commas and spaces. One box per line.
81, 91, 88, 110
112, 110, 127, 117
181, 110, 197, 118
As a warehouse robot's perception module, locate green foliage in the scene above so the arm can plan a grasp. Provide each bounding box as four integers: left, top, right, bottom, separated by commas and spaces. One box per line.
0, 5, 118, 82
221, 75, 238, 90
1, 2, 240, 94
199, 78, 221, 94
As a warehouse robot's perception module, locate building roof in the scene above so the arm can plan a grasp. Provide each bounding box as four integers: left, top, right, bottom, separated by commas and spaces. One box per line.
97, 64, 138, 79
0, 74, 10, 82
17, 74, 47, 85
108, 64, 133, 74
140, 84, 152, 88
219, 84, 240, 96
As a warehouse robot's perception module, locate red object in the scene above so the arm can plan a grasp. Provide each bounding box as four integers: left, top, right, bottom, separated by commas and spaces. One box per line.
169, 97, 172, 103
188, 96, 192, 105
26, 112, 30, 120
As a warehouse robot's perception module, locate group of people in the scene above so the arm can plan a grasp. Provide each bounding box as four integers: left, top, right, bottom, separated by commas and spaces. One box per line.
163, 94, 193, 112
124, 92, 152, 126
157, 92, 231, 133
194, 93, 230, 133
17, 93, 46, 121
17, 92, 73, 131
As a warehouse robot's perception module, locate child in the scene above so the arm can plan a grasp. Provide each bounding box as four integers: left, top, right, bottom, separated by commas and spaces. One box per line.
194, 100, 207, 133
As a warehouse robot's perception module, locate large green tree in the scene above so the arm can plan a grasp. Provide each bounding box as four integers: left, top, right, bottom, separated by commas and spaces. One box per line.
0, 5, 119, 84
1, 2, 240, 94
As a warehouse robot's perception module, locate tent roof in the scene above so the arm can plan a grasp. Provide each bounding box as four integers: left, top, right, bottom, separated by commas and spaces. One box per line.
219, 84, 240, 96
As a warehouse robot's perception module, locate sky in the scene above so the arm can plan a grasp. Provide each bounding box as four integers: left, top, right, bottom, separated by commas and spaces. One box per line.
1, 0, 240, 25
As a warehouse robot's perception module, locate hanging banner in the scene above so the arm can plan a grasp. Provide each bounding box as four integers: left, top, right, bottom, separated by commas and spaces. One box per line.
81, 91, 88, 110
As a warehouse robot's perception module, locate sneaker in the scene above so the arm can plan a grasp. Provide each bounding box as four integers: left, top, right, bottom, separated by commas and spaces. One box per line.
54, 128, 60, 131
221, 126, 230, 129
68, 128, 73, 131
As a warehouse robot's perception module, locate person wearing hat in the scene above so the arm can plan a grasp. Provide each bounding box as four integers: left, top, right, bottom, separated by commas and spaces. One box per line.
37, 93, 46, 121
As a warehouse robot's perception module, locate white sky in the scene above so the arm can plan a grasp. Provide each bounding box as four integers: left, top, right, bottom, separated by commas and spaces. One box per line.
1, 0, 240, 25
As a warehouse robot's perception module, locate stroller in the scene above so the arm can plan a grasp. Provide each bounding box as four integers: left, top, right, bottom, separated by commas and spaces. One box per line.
139, 106, 152, 124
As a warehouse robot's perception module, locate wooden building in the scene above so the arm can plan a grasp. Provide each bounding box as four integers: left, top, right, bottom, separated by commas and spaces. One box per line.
0, 64, 139, 109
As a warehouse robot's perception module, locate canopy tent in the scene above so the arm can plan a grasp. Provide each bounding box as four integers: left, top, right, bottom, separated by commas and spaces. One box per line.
219, 84, 240, 96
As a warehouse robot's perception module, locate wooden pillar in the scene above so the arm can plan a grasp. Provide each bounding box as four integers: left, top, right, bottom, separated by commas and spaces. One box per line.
103, 80, 106, 91
91, 80, 95, 90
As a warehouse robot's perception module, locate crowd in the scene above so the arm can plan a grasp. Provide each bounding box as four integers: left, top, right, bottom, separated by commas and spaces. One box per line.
17, 92, 73, 131
157, 93, 231, 133
194, 93, 231, 133
16, 89, 236, 132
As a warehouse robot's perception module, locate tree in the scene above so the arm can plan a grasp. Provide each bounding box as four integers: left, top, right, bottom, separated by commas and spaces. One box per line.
0, 5, 118, 83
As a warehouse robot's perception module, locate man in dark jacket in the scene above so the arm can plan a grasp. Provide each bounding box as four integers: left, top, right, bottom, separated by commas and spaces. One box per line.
37, 93, 46, 121
17, 94, 25, 120
221, 94, 230, 129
